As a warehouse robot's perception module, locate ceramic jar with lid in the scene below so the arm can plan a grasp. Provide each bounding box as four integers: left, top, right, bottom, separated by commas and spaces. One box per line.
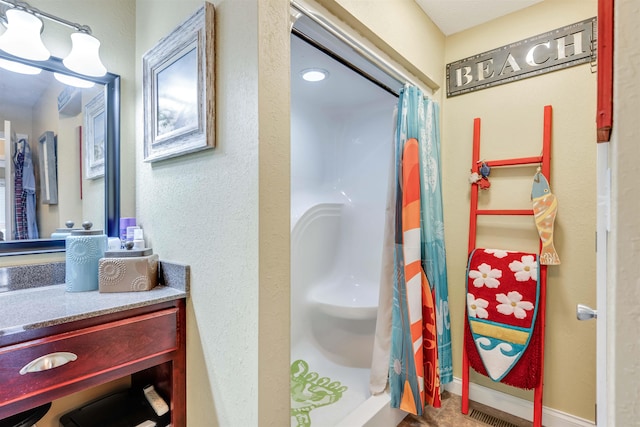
51, 220, 79, 239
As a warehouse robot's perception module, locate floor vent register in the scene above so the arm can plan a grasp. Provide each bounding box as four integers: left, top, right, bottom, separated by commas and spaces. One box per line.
468, 408, 523, 427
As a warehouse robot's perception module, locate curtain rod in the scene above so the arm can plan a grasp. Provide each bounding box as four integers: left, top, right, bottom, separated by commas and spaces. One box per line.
290, 0, 433, 97
292, 29, 398, 97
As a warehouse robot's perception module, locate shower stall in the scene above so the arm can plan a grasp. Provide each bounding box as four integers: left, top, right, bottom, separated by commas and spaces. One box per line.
290, 8, 411, 426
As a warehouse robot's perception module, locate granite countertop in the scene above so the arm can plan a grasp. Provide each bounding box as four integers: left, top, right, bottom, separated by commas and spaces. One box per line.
0, 261, 189, 337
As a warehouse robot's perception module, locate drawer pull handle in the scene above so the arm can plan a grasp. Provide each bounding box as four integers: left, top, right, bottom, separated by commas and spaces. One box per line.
19, 352, 78, 375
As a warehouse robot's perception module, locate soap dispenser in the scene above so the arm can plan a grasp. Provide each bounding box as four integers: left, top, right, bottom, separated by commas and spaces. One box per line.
65, 221, 107, 292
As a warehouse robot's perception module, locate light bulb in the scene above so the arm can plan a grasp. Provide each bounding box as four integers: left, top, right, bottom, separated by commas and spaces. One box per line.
63, 32, 107, 77
0, 8, 50, 61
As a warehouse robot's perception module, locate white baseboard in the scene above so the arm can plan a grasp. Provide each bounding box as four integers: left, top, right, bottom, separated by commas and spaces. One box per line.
444, 378, 595, 427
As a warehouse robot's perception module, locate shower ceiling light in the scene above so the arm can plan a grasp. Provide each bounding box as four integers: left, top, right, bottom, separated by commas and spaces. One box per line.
301, 68, 328, 82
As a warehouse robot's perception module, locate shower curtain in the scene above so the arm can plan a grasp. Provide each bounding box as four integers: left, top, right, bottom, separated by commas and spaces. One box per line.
370, 85, 451, 415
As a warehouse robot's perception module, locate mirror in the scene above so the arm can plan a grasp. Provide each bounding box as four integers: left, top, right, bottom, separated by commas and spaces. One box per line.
0, 50, 119, 255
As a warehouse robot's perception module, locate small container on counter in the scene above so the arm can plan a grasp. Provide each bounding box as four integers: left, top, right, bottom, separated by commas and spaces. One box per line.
119, 217, 136, 244
98, 242, 159, 293
65, 221, 107, 292
51, 220, 79, 239
107, 237, 122, 251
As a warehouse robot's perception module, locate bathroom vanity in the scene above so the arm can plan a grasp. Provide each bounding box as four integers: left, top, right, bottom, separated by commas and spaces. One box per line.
0, 262, 188, 426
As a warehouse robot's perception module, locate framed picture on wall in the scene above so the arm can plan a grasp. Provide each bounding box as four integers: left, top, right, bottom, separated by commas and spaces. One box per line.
38, 131, 58, 205
142, 2, 215, 162
84, 93, 105, 179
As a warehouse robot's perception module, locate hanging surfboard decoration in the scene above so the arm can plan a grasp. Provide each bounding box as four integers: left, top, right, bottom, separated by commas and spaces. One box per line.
466, 248, 540, 382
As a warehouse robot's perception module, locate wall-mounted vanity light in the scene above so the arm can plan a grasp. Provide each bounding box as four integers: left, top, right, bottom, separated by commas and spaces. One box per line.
0, 0, 106, 85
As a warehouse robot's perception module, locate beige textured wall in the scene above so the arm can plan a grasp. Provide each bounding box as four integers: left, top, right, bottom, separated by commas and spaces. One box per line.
135, 0, 290, 425
0, 107, 32, 133
32, 84, 63, 237
322, 0, 445, 96
443, 0, 597, 421
257, 0, 292, 423
30, 84, 105, 238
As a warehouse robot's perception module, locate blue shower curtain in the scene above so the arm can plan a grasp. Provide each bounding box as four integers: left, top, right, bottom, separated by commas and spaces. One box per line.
415, 89, 452, 385
388, 85, 452, 413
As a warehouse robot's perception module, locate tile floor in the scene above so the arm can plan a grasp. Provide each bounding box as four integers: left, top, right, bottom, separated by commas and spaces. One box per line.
398, 391, 532, 427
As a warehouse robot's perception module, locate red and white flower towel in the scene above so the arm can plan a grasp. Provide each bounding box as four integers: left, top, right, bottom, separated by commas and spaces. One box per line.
466, 248, 540, 382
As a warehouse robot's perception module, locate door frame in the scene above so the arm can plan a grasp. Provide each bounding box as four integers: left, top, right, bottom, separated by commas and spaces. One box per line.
596, 142, 609, 425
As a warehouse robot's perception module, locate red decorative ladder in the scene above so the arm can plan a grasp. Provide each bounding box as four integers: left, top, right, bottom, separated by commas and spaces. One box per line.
461, 105, 552, 427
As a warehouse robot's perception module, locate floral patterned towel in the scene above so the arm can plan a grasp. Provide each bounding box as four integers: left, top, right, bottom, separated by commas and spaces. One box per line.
466, 248, 540, 383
